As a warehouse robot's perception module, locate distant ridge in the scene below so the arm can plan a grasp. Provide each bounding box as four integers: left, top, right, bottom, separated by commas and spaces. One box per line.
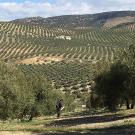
11, 11, 135, 28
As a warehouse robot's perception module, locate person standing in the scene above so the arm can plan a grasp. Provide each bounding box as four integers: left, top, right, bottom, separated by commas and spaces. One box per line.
56, 99, 63, 118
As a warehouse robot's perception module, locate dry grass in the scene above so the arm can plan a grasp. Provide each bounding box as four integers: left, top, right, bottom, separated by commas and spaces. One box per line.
0, 109, 134, 135
0, 131, 33, 135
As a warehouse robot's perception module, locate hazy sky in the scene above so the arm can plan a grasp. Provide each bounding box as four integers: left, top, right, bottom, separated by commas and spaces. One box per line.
0, 0, 134, 21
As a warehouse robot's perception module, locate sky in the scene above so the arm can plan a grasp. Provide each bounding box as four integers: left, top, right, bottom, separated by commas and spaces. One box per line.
0, 0, 135, 21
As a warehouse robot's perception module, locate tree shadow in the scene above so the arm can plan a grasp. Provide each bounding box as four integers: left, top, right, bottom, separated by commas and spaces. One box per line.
45, 114, 135, 127
63, 110, 109, 118
36, 124, 135, 135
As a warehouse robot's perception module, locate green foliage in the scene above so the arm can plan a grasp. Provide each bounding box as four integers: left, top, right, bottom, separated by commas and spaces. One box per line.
0, 61, 66, 121
86, 92, 103, 110
0, 17, 135, 116
63, 92, 76, 112
0, 61, 34, 120
0, 82, 17, 120
116, 44, 135, 109
88, 44, 135, 111
93, 62, 129, 111
18, 62, 94, 97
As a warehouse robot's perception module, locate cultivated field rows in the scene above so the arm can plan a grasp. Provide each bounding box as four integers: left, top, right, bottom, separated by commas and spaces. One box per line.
19, 62, 94, 96
0, 22, 134, 62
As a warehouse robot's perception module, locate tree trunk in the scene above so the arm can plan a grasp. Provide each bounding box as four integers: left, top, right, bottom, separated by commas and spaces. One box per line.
28, 115, 33, 122
131, 99, 134, 109
125, 98, 130, 109
131, 103, 134, 109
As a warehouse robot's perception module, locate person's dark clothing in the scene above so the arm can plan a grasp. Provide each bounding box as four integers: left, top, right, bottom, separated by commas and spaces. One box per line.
56, 100, 63, 118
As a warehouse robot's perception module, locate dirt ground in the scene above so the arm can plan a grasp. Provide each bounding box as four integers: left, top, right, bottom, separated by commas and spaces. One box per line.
16, 56, 64, 64
0, 112, 135, 135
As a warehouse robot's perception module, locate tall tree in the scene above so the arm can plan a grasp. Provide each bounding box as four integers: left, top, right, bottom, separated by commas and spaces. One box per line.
94, 62, 129, 111
116, 44, 135, 109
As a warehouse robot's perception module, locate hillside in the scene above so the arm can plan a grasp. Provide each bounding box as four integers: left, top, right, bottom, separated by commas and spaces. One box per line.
0, 17, 135, 95
0, 21, 134, 63
0, 10, 135, 135
0, 11, 134, 98
12, 11, 135, 28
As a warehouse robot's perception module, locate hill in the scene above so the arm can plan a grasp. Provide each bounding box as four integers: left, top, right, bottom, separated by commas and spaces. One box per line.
0, 19, 135, 95
0, 11, 134, 97
0, 21, 134, 63
0, 12, 135, 134
12, 11, 135, 28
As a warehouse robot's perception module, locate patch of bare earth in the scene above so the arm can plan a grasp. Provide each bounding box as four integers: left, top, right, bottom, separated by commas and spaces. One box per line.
16, 56, 64, 64
0, 132, 33, 135
103, 16, 135, 28
0, 112, 135, 135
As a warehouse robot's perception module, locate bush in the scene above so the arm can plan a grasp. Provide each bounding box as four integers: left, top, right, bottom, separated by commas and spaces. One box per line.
0, 61, 63, 121
0, 61, 77, 121
63, 92, 76, 112
0, 61, 34, 121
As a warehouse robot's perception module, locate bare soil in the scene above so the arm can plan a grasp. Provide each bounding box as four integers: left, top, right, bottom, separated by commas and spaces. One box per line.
103, 16, 135, 28
16, 56, 64, 64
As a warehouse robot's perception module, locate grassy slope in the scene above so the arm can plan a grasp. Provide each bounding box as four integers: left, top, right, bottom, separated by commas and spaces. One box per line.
0, 109, 134, 135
